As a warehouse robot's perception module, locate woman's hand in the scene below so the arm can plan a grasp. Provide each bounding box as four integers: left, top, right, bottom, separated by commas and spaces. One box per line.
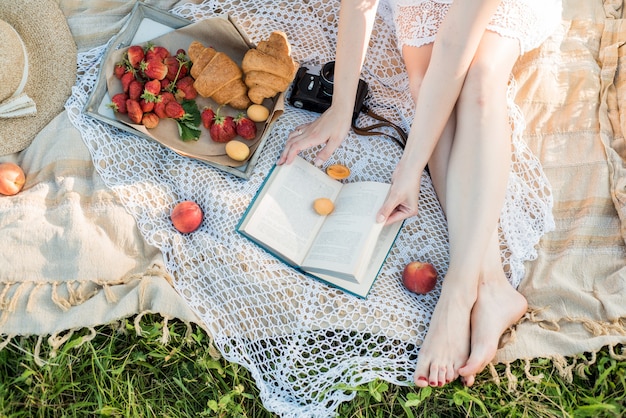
278, 106, 353, 166
377, 161, 423, 225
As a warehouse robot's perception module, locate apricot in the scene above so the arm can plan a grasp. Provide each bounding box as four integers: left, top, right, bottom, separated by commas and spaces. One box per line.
326, 164, 350, 180
171, 201, 203, 233
402, 261, 438, 294
0, 162, 26, 196
246, 104, 270, 123
313, 197, 334, 215
225, 140, 250, 161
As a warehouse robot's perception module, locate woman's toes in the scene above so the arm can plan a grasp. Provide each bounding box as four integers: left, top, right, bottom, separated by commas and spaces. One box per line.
462, 374, 475, 387
414, 373, 429, 387
445, 366, 456, 385
437, 367, 448, 387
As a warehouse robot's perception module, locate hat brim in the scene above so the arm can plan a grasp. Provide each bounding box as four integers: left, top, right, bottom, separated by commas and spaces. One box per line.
0, 0, 77, 156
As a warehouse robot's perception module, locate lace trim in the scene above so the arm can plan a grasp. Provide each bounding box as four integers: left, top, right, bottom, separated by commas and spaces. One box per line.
390, 0, 561, 54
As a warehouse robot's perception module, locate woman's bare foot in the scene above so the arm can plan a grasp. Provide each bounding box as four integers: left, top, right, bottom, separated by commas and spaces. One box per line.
458, 278, 528, 386
413, 282, 476, 388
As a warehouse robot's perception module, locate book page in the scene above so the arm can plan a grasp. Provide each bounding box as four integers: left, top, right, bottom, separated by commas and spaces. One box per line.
238, 157, 342, 266
312, 220, 403, 298
301, 181, 391, 282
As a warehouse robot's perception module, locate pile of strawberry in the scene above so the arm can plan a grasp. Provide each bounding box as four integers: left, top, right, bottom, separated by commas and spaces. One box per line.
109, 42, 260, 148
109, 43, 202, 141
201, 107, 257, 143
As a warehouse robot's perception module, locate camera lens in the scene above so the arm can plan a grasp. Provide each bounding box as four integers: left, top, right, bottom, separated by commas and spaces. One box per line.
320, 61, 335, 97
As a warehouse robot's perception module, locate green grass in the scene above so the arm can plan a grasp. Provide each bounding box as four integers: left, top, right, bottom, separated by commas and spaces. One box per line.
0, 316, 624, 417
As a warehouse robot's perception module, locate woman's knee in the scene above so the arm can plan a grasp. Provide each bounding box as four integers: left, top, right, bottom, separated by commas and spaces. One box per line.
459, 34, 520, 108
459, 61, 508, 109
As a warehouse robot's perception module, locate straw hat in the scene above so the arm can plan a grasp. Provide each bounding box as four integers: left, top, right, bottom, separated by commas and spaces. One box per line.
0, 0, 77, 156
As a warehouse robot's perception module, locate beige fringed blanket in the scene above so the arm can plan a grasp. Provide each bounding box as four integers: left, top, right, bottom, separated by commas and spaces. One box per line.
493, 0, 626, 377
0, 0, 625, 416
0, 0, 200, 356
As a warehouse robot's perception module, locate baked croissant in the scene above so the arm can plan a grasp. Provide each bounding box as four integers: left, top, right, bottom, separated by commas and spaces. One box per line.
188, 41, 252, 110
241, 31, 298, 104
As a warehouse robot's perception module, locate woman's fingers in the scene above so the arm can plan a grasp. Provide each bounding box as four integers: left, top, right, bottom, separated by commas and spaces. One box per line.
279, 122, 346, 165
377, 171, 422, 224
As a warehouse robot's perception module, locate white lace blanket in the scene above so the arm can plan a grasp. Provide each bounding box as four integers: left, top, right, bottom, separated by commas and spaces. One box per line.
66, 1, 553, 416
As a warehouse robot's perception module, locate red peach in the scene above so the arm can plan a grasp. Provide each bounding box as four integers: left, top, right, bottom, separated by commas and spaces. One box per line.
171, 201, 203, 233
402, 261, 438, 294
0, 162, 26, 196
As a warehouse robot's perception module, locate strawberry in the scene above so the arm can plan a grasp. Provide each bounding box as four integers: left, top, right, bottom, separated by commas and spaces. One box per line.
154, 92, 176, 119
210, 115, 237, 143
114, 62, 127, 79
128, 79, 144, 101
126, 45, 145, 69
161, 78, 174, 91
234, 113, 257, 140
141, 57, 168, 81
174, 76, 197, 101
139, 98, 154, 113
121, 71, 135, 94
165, 101, 185, 119
163, 56, 185, 81
141, 79, 162, 102
201, 107, 215, 129
108, 93, 128, 113
141, 112, 160, 129
145, 44, 170, 61
126, 99, 143, 124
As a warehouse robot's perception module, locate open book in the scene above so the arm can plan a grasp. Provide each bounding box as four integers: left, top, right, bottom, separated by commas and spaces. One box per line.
237, 156, 402, 298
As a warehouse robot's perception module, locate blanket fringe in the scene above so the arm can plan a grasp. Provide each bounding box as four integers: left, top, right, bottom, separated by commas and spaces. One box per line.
1, 313, 198, 365
0, 334, 12, 351
490, 342, 625, 391
33, 335, 46, 367
488, 308, 626, 389
0, 265, 198, 364
608, 343, 626, 360
0, 282, 31, 328
1, 264, 174, 325
523, 358, 545, 384
26, 283, 44, 312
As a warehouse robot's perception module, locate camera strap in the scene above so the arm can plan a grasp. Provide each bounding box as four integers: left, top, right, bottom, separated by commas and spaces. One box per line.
351, 105, 408, 149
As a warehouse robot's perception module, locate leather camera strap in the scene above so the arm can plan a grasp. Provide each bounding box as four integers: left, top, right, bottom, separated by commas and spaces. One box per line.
351, 105, 407, 148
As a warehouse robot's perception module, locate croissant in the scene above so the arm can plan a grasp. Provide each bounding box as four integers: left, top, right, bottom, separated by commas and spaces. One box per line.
241, 31, 298, 104
188, 41, 251, 110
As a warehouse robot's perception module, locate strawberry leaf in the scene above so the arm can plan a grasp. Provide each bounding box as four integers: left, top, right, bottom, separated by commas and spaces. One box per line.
176, 100, 202, 141
181, 100, 201, 126
177, 121, 201, 141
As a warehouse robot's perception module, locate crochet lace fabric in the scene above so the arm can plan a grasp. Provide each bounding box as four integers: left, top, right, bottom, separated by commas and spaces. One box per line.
65, 1, 555, 416
389, 0, 562, 54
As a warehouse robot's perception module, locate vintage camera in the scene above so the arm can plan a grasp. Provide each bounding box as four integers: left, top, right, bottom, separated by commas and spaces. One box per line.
289, 61, 368, 121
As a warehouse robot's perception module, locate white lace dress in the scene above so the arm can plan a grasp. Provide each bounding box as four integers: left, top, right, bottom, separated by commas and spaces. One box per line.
389, 0, 562, 54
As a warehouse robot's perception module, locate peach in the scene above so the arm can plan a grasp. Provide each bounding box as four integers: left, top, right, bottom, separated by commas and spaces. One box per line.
171, 201, 203, 233
313, 197, 334, 215
225, 140, 250, 161
0, 162, 26, 196
326, 164, 351, 180
246, 104, 269, 122
402, 261, 438, 294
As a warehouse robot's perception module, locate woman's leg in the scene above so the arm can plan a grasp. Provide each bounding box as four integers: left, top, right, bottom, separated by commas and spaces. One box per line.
402, 44, 456, 213
411, 31, 527, 388
403, 44, 462, 386
451, 32, 528, 386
